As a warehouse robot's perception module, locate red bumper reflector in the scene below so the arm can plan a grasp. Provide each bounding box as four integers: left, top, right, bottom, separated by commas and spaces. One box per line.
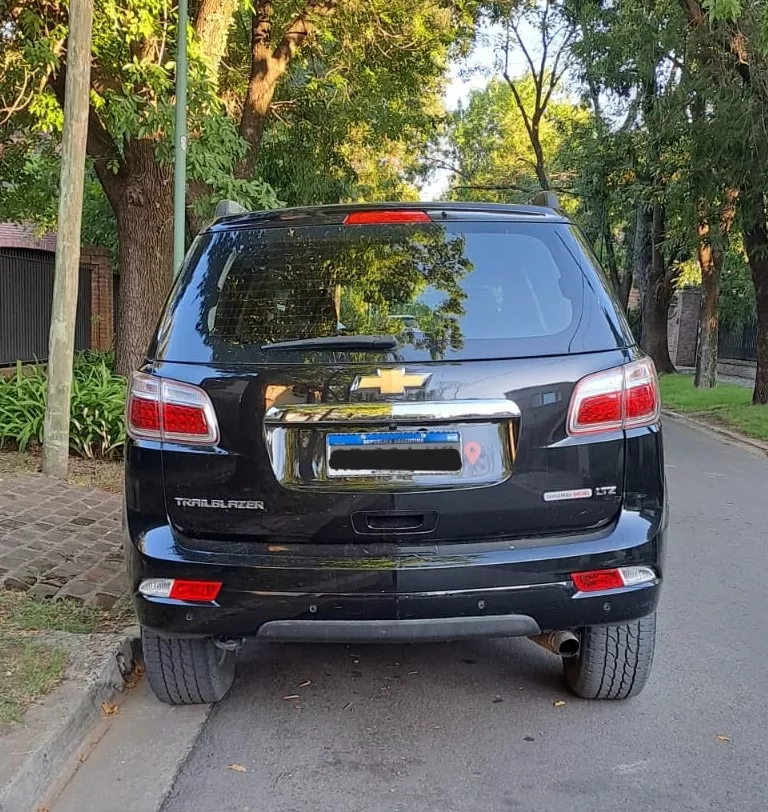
168, 580, 222, 602
572, 569, 625, 592
344, 210, 431, 224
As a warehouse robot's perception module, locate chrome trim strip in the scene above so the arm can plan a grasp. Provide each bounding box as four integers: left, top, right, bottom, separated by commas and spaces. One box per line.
243, 582, 569, 599
264, 399, 521, 425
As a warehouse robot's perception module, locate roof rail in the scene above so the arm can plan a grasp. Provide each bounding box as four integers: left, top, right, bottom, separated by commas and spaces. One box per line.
213, 199, 247, 219
532, 190, 560, 210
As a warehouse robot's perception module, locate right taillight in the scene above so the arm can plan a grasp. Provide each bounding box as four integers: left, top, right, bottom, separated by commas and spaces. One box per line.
127, 372, 219, 445
567, 358, 660, 436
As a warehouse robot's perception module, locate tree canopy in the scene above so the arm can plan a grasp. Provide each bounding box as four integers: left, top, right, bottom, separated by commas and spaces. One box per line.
0, 0, 478, 372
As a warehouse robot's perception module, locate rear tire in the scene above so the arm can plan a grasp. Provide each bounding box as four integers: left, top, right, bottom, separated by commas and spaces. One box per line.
563, 612, 656, 700
142, 628, 236, 705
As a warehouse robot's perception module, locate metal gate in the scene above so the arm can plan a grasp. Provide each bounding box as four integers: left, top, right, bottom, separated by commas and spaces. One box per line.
718, 320, 758, 362
0, 248, 92, 365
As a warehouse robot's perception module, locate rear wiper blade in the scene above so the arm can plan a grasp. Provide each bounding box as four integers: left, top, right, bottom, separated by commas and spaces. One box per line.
261, 334, 399, 351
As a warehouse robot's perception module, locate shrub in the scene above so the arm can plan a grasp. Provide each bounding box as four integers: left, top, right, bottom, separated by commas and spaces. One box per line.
0, 352, 126, 458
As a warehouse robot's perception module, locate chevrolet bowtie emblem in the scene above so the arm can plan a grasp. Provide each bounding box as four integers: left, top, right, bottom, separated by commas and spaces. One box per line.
352, 368, 431, 395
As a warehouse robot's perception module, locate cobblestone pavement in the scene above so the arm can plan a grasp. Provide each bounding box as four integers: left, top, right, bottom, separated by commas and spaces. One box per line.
0, 474, 126, 608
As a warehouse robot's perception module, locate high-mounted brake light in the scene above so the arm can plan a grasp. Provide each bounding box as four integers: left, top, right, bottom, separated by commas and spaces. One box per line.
572, 566, 656, 593
127, 372, 219, 445
344, 210, 431, 225
567, 358, 659, 435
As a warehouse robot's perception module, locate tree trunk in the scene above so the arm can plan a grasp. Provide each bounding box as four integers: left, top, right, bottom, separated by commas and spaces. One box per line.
641, 203, 675, 373
743, 210, 768, 405
694, 219, 719, 388
632, 200, 653, 306
97, 141, 174, 376
619, 268, 634, 313
529, 122, 549, 191
194, 0, 239, 84
238, 64, 279, 178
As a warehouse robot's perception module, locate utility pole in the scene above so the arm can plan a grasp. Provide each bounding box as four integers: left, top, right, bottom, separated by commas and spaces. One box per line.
42, 0, 94, 479
173, 0, 188, 277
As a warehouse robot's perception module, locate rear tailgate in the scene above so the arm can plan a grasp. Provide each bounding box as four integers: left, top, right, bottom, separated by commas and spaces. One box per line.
158, 353, 626, 544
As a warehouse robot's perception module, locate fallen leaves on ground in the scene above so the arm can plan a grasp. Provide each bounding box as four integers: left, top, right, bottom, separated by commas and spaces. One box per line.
124, 663, 145, 690
715, 735, 731, 743
228, 764, 248, 773
100, 702, 119, 716
553, 700, 566, 707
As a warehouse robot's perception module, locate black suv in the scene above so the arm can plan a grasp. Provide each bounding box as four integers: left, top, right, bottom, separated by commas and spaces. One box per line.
125, 201, 666, 705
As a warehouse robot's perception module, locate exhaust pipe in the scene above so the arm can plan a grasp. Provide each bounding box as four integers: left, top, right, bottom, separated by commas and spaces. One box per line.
529, 630, 580, 659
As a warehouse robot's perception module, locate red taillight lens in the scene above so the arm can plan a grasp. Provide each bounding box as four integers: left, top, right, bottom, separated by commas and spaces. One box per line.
576, 391, 622, 427
567, 359, 659, 435
168, 579, 222, 602
344, 210, 431, 225
572, 569, 625, 592
127, 373, 219, 445
128, 395, 161, 434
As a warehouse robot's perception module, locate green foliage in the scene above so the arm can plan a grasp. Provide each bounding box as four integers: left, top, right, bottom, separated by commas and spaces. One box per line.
443, 76, 588, 207
720, 248, 757, 329
0, 353, 126, 458
251, 0, 473, 206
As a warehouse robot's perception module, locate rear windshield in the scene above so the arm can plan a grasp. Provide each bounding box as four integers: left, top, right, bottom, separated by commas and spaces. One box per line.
155, 221, 627, 364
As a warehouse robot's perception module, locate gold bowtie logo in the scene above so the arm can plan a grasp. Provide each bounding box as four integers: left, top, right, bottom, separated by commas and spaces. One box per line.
352, 368, 431, 395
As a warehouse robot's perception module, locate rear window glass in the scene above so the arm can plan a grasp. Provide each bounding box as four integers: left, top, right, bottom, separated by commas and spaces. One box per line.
157, 221, 625, 363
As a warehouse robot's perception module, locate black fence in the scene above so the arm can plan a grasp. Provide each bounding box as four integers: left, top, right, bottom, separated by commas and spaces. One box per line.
718, 319, 758, 362
0, 248, 92, 366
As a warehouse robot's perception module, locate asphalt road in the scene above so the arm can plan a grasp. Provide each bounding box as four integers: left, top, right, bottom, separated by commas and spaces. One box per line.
158, 419, 768, 812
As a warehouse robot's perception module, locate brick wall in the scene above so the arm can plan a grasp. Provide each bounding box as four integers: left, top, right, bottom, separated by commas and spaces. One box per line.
80, 247, 114, 351
0, 223, 114, 352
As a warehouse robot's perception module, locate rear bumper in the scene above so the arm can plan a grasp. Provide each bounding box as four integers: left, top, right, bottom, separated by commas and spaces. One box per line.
125, 507, 666, 640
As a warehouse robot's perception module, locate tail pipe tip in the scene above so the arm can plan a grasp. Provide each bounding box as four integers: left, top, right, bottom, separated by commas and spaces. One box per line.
529, 630, 580, 659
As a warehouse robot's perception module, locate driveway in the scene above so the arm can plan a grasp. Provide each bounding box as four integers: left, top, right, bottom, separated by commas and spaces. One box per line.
52, 419, 768, 811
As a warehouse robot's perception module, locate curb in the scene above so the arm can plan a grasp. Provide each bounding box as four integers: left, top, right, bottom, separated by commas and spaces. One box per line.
662, 409, 768, 457
0, 630, 139, 812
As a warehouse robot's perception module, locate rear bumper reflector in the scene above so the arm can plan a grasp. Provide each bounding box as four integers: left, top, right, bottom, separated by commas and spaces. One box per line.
139, 578, 222, 602
572, 566, 656, 593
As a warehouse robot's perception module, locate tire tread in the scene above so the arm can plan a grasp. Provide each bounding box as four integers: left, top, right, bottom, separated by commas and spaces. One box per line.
141, 628, 235, 705
564, 613, 656, 700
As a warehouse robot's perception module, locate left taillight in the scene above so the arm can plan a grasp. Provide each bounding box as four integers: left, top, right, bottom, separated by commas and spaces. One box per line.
127, 372, 219, 445
567, 358, 660, 436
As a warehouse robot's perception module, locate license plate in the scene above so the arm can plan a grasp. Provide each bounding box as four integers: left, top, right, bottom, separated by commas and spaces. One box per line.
326, 430, 462, 476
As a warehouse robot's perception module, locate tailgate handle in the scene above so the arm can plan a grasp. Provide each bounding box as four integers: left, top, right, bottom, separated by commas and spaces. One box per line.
352, 511, 438, 535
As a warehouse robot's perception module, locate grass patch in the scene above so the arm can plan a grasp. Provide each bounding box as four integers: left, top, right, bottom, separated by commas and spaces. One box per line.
0, 590, 135, 635
0, 449, 123, 493
0, 591, 134, 726
0, 634, 67, 725
660, 374, 768, 441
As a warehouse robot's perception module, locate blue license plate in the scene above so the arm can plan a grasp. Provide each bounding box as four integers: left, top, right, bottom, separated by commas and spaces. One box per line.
327, 431, 460, 447
326, 430, 462, 476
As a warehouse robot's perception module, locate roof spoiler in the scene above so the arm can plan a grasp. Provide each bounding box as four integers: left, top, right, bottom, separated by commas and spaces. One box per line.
532, 190, 560, 210
213, 199, 247, 219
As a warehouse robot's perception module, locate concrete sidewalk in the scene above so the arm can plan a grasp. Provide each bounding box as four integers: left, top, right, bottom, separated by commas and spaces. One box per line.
0, 474, 126, 607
